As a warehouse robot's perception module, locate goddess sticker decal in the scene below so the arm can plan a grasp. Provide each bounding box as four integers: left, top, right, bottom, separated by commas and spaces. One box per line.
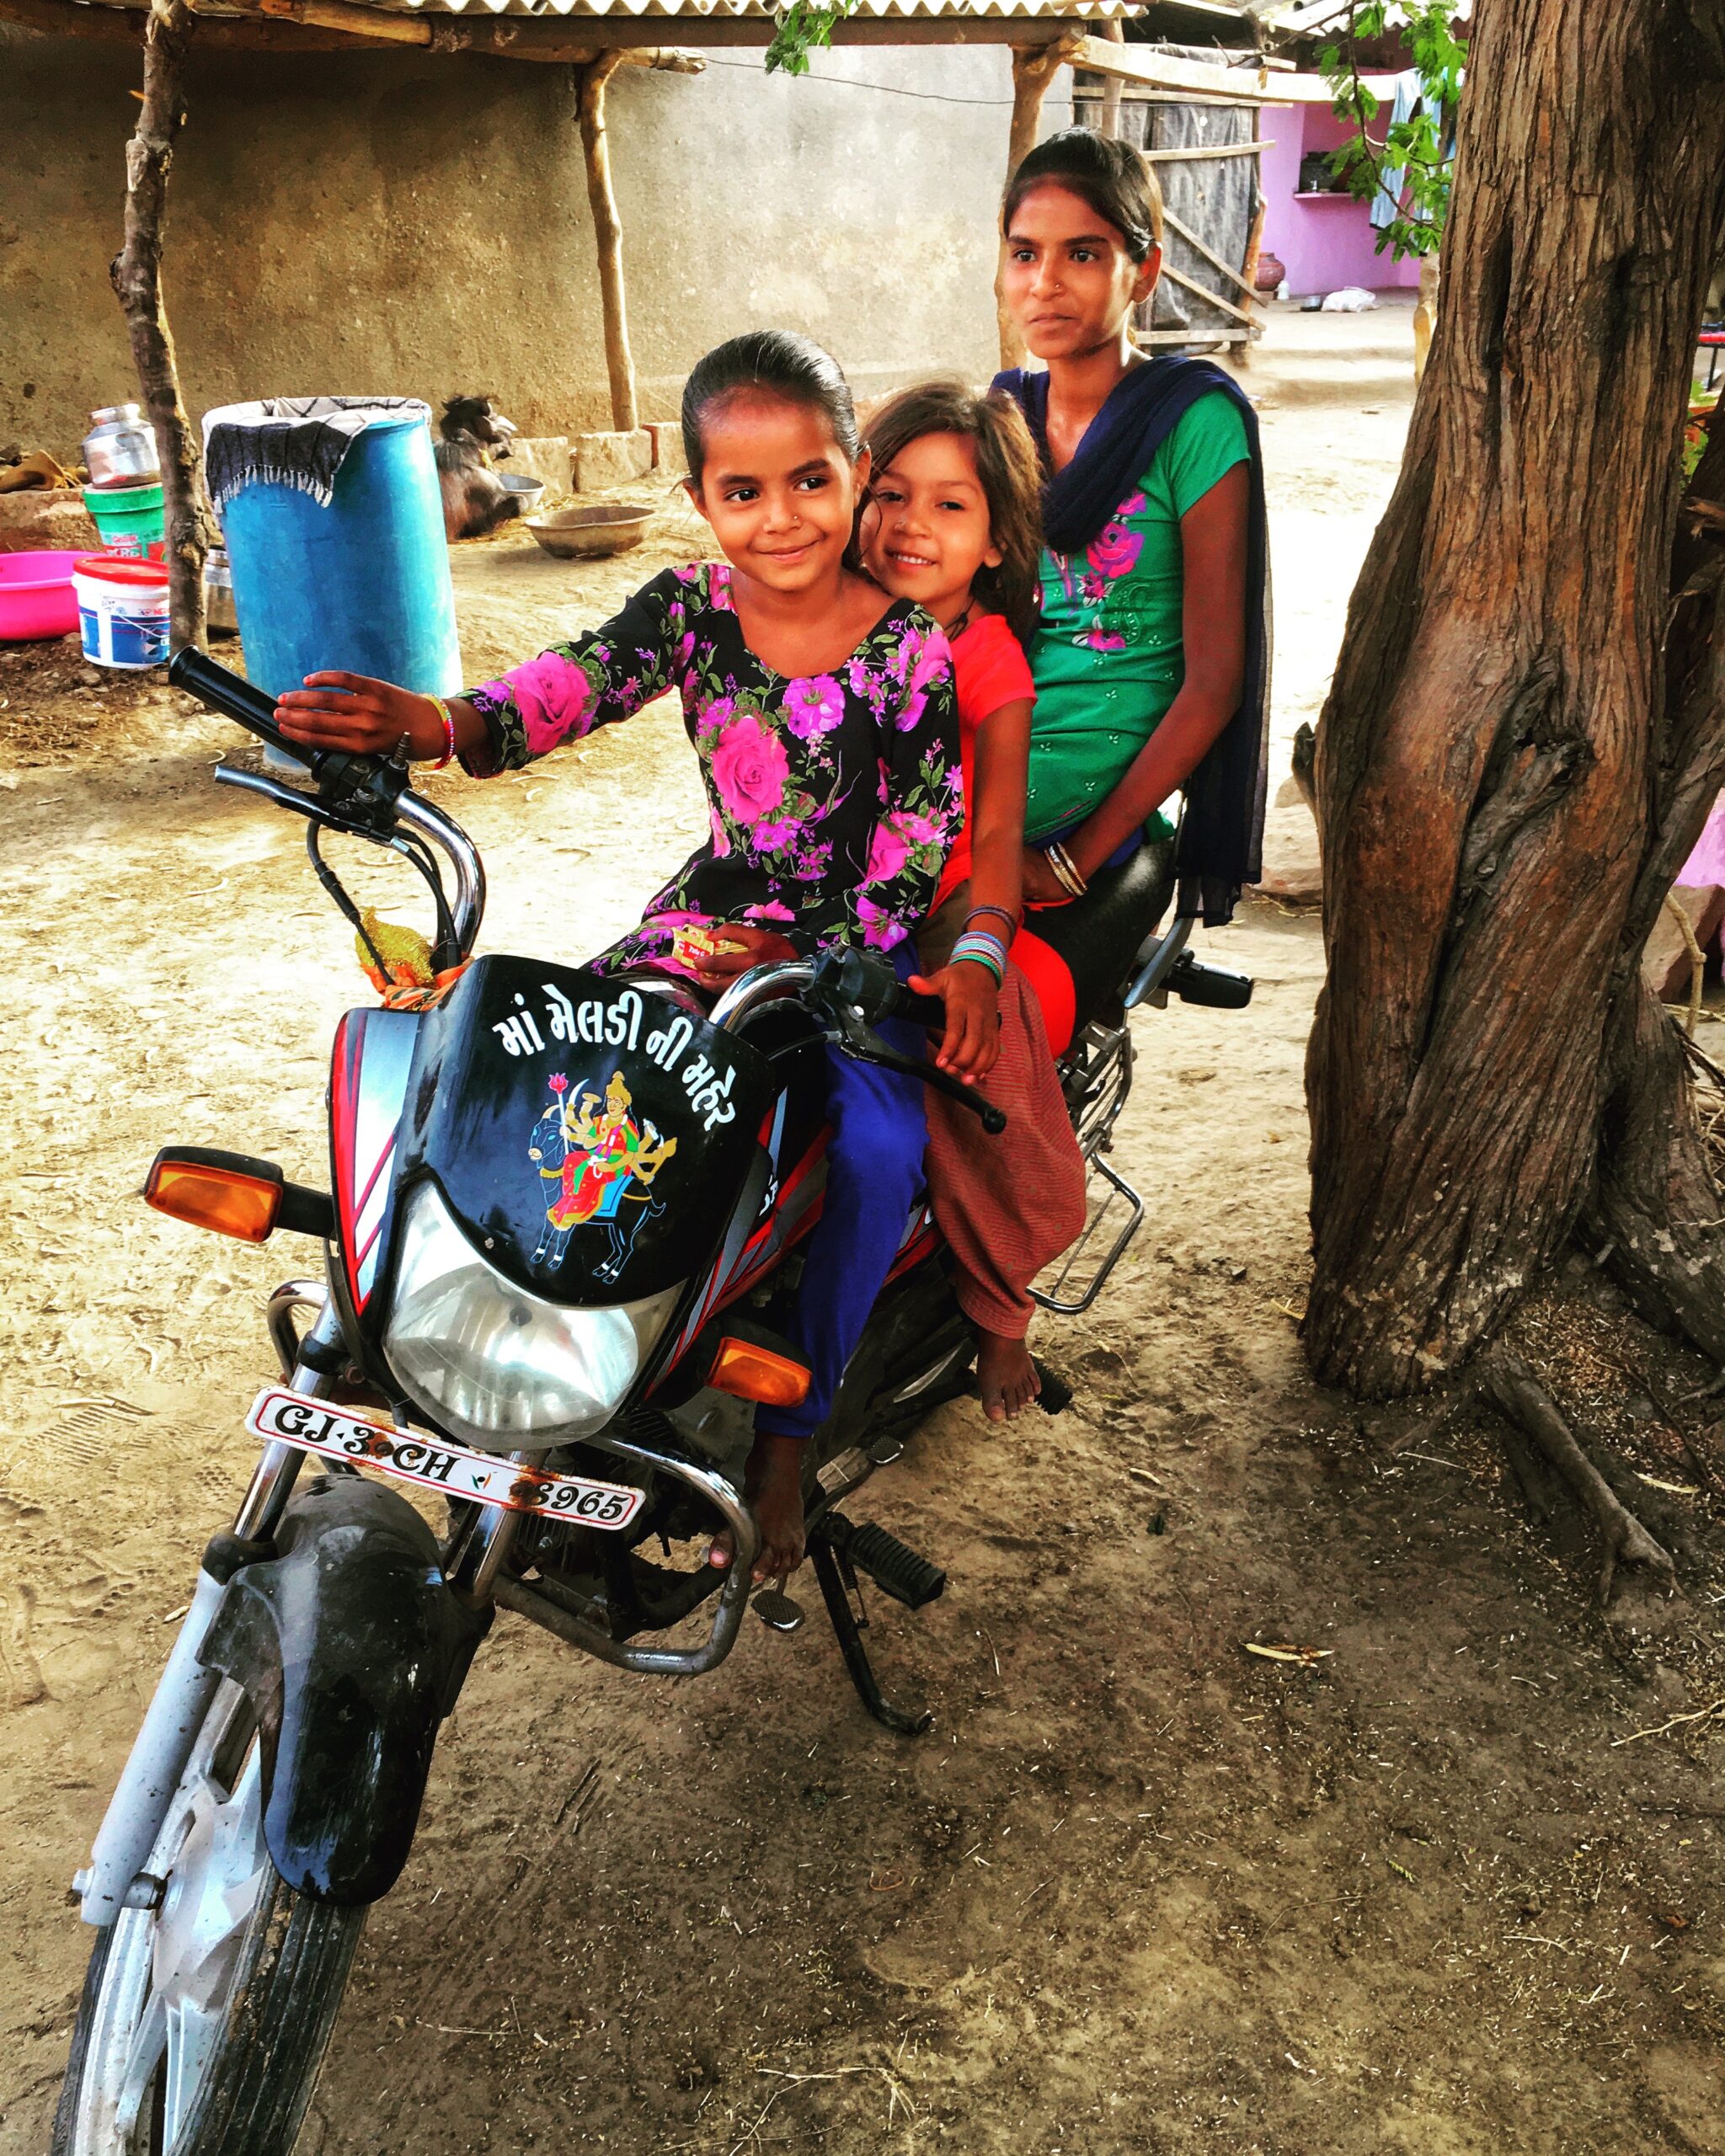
528, 1070, 679, 1283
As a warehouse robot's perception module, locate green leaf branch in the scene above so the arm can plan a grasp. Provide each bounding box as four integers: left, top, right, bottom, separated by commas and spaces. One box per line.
1318, 1, 1466, 260
765, 0, 861, 75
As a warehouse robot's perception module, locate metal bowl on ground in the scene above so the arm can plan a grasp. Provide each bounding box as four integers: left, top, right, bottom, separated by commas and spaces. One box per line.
526, 503, 653, 561
499, 472, 546, 515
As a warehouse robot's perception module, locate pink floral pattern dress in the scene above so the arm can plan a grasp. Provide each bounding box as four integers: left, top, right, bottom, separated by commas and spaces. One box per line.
462, 563, 960, 976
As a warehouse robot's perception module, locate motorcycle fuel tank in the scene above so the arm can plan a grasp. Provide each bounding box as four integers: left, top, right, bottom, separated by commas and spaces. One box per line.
397, 957, 773, 1309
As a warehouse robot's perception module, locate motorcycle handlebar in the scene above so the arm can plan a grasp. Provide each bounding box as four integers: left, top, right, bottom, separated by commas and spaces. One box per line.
889, 980, 947, 1033
395, 787, 488, 962
170, 648, 341, 787
711, 954, 1005, 1134
171, 648, 488, 963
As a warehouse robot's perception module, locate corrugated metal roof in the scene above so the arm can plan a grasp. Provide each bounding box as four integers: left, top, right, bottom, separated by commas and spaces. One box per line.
362, 0, 1124, 19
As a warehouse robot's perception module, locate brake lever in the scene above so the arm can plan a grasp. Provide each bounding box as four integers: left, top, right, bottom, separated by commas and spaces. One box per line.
825, 1005, 1007, 1134
214, 760, 403, 843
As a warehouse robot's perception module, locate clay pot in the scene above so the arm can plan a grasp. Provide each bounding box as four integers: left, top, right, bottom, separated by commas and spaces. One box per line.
1253, 250, 1287, 296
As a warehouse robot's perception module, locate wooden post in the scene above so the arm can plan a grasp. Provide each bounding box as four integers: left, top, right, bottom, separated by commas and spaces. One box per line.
998, 34, 1084, 371
1097, 15, 1124, 139
578, 53, 638, 435
1232, 195, 1266, 370
1413, 252, 1439, 382
112, 0, 217, 651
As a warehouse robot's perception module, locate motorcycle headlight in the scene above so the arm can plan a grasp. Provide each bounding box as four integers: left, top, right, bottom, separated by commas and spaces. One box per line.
382, 1179, 681, 1451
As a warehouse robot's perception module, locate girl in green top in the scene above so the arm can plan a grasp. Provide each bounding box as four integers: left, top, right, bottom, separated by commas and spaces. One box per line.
992, 127, 1263, 916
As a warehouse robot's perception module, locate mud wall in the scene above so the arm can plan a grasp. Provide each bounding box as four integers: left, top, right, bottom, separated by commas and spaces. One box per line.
0, 25, 1028, 460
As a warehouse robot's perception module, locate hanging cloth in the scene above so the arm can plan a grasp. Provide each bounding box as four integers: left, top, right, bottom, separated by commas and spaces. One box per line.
202, 397, 429, 516
1370, 68, 1424, 231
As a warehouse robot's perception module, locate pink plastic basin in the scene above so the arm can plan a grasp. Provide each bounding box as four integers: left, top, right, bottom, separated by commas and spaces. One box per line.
0, 550, 84, 641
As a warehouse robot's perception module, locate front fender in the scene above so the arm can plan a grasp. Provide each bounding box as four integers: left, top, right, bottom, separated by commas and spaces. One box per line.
200, 1475, 489, 1904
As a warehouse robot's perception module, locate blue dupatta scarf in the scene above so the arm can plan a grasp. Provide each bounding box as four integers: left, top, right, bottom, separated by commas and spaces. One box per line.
992, 357, 1271, 926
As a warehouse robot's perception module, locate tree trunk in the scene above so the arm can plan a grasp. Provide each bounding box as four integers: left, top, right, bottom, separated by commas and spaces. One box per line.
578, 53, 638, 435
1305, 0, 1725, 1397
111, 0, 217, 652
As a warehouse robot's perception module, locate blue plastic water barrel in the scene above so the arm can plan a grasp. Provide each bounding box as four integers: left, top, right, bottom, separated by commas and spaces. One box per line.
207, 398, 460, 704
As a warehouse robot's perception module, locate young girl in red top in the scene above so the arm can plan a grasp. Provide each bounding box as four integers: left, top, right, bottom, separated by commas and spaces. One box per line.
860, 383, 1087, 1422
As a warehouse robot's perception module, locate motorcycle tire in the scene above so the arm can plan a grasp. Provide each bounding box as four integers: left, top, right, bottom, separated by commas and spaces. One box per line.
51, 1682, 364, 2156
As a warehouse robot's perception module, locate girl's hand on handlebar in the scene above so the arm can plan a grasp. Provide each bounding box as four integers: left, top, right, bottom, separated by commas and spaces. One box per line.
686, 922, 799, 990
274, 673, 447, 759
910, 963, 1001, 1081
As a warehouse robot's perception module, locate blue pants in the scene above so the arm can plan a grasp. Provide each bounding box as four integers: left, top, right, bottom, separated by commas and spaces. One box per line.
756, 1002, 927, 1443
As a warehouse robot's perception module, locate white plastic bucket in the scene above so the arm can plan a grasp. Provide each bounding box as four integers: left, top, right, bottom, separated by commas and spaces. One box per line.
73, 552, 170, 669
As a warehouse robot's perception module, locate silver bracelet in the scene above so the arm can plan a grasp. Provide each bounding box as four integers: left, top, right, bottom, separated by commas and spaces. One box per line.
1044, 841, 1087, 898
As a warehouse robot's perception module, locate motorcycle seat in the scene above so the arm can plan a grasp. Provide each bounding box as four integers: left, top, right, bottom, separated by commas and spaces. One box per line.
1024, 833, 1176, 1037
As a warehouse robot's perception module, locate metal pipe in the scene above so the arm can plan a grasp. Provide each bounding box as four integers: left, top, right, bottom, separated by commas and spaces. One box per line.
710, 957, 816, 1033
266, 1278, 326, 1381
462, 1476, 527, 1602
77, 1566, 228, 1926
494, 1556, 754, 1678
1124, 915, 1194, 1009
77, 1289, 361, 1923
234, 1291, 344, 1540
495, 1429, 757, 1675
393, 788, 486, 961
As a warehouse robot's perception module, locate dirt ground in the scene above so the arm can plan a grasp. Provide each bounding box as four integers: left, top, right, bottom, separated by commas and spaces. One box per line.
4, 303, 1725, 2156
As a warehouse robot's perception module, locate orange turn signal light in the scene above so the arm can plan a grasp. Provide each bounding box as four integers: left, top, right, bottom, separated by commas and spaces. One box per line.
145, 1156, 282, 1244
707, 1336, 811, 1410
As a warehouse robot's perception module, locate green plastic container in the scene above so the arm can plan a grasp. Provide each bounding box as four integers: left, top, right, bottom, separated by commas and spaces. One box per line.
83, 480, 165, 556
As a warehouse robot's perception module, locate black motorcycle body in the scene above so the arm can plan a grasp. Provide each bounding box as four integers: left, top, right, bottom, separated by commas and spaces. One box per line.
52, 652, 1250, 2156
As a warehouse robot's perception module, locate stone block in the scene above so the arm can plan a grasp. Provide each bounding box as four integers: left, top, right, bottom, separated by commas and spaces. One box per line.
0, 488, 98, 554
499, 436, 572, 500
1247, 797, 1322, 908
644, 421, 686, 478
1643, 883, 1725, 1002
573, 430, 653, 491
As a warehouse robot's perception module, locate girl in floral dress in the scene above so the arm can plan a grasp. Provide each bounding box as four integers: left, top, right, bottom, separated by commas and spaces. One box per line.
275, 330, 961, 1587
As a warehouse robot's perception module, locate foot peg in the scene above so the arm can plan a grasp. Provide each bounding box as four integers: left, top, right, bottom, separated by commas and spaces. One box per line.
823, 1513, 945, 1610
752, 1588, 804, 1632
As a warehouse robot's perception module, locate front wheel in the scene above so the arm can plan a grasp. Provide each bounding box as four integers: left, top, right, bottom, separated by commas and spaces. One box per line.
52, 1680, 363, 2156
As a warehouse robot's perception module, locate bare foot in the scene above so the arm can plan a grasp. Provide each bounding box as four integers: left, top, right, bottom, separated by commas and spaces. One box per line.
707, 1431, 807, 1583
976, 1331, 1040, 1422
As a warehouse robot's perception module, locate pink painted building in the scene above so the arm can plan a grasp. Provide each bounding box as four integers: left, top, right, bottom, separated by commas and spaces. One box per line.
1258, 88, 1423, 300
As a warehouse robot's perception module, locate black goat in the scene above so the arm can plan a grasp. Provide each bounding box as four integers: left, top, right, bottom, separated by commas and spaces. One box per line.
435, 393, 521, 542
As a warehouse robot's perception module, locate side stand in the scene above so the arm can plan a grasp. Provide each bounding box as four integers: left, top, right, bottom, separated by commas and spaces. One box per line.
808, 1533, 932, 1737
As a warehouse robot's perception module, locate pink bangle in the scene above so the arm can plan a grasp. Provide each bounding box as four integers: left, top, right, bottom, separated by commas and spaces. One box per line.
426, 696, 456, 771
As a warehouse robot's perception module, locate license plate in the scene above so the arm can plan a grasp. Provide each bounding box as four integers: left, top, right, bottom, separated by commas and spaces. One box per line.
244, 1387, 645, 1530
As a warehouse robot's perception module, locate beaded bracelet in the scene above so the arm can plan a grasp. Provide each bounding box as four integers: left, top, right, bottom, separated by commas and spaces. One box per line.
965, 902, 1020, 938
950, 928, 1007, 987
425, 695, 457, 771
952, 948, 1004, 987
953, 925, 1008, 962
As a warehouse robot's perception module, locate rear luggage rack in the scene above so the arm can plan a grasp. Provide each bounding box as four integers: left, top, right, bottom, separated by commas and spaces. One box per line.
1034, 1014, 1145, 1315
1036, 909, 1255, 1315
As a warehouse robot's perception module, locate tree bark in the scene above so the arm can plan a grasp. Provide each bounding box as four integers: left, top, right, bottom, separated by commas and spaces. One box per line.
1305, 0, 1725, 1397
578, 54, 638, 435
110, 0, 217, 653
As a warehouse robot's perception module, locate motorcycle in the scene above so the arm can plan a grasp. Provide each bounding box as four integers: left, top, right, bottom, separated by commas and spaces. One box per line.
51, 650, 1252, 2156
